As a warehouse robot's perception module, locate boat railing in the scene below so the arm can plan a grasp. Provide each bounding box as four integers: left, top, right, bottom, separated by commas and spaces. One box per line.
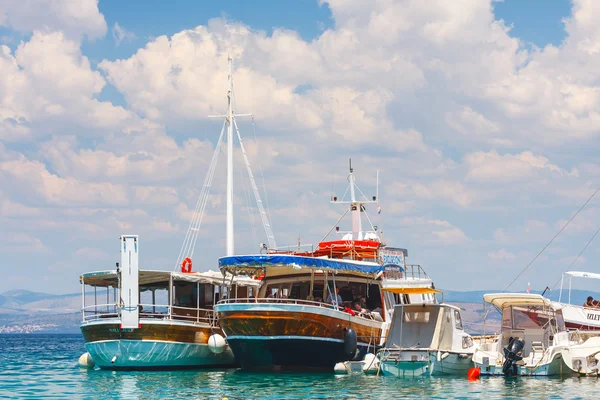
217, 297, 383, 321
384, 264, 430, 280
267, 243, 315, 254
81, 303, 217, 325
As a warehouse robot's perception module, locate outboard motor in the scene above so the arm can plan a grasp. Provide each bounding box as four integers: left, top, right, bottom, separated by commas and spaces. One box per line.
502, 337, 525, 376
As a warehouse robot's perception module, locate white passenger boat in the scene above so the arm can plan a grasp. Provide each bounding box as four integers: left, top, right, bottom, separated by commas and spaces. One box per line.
378, 302, 475, 377
472, 293, 572, 376
80, 236, 260, 370
557, 271, 600, 331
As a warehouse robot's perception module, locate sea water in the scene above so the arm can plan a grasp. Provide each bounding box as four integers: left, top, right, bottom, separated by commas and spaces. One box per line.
0, 335, 599, 399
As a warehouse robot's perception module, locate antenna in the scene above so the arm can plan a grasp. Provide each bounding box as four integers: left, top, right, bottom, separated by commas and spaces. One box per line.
349, 158, 353, 173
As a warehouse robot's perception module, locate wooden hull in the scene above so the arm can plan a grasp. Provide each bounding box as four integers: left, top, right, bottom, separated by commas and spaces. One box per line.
81, 319, 235, 369
215, 302, 383, 370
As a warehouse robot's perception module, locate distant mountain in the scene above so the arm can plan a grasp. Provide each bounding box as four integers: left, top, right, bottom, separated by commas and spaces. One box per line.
441, 288, 600, 306
0, 289, 79, 309
1, 287, 597, 334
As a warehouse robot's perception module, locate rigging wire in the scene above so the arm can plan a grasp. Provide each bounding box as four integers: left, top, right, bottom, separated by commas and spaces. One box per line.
239, 151, 259, 247
550, 225, 600, 291
233, 119, 277, 248
174, 119, 226, 271
502, 186, 600, 292
251, 116, 276, 239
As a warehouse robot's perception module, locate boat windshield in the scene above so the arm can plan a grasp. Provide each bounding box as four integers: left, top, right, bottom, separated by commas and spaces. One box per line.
501, 305, 564, 331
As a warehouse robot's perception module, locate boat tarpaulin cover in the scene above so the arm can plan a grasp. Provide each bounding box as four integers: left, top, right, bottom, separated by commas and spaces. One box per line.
219, 254, 383, 274
565, 271, 600, 280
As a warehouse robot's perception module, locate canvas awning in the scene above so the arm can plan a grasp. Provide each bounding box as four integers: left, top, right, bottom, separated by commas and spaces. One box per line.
564, 271, 600, 280
483, 293, 554, 309
219, 254, 383, 275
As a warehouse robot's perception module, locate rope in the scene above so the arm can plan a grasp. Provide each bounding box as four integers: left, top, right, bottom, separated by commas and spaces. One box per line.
174, 119, 226, 271
239, 154, 258, 246
233, 119, 277, 248
503, 186, 600, 292
551, 225, 600, 291
251, 116, 276, 239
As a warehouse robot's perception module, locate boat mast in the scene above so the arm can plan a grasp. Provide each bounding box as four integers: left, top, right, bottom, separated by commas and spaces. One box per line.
348, 159, 362, 240
226, 56, 234, 256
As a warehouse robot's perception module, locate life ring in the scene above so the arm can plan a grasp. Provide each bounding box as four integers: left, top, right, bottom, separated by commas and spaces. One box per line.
181, 257, 192, 273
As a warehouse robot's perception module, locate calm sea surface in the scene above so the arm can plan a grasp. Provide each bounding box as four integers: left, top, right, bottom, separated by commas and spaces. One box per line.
0, 334, 599, 399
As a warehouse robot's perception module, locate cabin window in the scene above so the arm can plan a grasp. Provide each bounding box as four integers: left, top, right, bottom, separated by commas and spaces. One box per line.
454, 310, 463, 330
404, 311, 430, 323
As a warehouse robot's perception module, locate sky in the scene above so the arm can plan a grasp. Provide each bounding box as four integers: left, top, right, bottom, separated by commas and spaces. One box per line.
1, 0, 600, 295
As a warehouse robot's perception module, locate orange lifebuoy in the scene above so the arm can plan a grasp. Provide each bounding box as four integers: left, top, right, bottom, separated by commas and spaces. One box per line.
253, 272, 265, 281
181, 257, 192, 273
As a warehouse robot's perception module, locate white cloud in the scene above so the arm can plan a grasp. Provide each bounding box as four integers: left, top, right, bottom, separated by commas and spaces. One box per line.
112, 22, 135, 45
401, 216, 469, 245
464, 150, 574, 183
488, 248, 516, 261
0, 0, 107, 40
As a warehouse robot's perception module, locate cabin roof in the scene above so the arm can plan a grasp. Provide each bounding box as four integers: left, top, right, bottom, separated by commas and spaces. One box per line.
219, 254, 383, 276
483, 293, 554, 309
80, 269, 260, 288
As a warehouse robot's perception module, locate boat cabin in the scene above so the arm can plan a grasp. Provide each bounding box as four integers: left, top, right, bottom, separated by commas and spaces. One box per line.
80, 269, 259, 326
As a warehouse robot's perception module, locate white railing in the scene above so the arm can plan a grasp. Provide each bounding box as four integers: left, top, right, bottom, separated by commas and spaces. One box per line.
81, 303, 217, 325
384, 264, 430, 280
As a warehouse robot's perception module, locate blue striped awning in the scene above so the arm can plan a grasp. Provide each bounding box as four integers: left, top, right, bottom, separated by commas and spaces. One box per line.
219, 254, 383, 275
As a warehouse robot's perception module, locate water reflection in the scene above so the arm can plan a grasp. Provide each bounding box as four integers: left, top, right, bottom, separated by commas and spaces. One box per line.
2, 335, 600, 399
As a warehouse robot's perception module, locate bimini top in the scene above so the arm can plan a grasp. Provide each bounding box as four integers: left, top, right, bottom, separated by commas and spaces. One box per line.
564, 271, 600, 280
483, 293, 555, 309
219, 254, 383, 275
80, 269, 260, 288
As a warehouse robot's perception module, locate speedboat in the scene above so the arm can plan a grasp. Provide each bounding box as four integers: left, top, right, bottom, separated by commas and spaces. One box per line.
472, 293, 572, 376
378, 302, 476, 377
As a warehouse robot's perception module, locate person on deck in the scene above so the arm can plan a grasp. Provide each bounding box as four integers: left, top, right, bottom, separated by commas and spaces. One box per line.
584, 296, 598, 308
353, 302, 368, 316
327, 287, 343, 307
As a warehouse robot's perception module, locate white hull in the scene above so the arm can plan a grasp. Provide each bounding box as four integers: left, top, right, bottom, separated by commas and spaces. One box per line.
562, 336, 600, 375
86, 340, 235, 370
559, 303, 600, 331
474, 351, 568, 376
380, 351, 472, 377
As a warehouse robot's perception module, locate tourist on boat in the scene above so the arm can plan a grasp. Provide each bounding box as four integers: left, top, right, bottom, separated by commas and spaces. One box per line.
343, 301, 356, 316
584, 296, 599, 308
353, 302, 368, 316
327, 287, 343, 307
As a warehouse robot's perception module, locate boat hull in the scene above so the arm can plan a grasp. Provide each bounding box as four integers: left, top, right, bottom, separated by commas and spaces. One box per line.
215, 302, 382, 370
81, 320, 235, 370
380, 351, 472, 377
561, 336, 600, 376
560, 303, 600, 331
227, 336, 369, 370
474, 353, 569, 376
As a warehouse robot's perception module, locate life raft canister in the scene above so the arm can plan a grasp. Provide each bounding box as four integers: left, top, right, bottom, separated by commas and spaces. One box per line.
181, 257, 193, 273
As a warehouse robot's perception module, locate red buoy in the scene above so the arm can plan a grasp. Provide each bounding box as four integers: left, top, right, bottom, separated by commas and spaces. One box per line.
468, 367, 481, 380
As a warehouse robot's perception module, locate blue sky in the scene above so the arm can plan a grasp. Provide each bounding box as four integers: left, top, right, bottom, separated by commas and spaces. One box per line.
1, 0, 600, 295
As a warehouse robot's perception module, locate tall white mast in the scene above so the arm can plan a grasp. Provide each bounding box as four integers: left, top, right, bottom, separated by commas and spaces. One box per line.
176, 57, 277, 271
348, 159, 362, 240
226, 56, 234, 256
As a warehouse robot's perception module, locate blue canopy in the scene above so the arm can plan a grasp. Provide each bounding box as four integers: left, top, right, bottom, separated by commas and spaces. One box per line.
219, 254, 383, 275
